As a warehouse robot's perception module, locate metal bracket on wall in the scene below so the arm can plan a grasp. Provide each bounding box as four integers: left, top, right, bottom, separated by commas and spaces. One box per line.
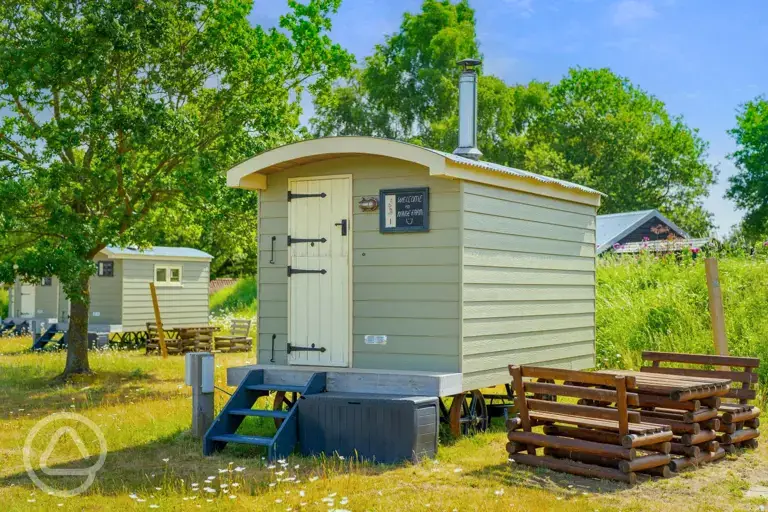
286, 342, 326, 354
269, 236, 276, 264
270, 334, 276, 363
287, 266, 327, 277
287, 191, 326, 201
287, 236, 327, 246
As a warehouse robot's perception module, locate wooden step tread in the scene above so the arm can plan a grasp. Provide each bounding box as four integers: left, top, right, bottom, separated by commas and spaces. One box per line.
530, 411, 670, 435
246, 384, 305, 394
209, 434, 273, 447
228, 409, 289, 419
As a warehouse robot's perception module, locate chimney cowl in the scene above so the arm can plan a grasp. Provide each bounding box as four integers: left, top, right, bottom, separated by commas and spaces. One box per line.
453, 58, 482, 161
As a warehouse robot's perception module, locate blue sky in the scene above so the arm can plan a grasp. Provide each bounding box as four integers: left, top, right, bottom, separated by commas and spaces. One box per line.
250, 0, 768, 235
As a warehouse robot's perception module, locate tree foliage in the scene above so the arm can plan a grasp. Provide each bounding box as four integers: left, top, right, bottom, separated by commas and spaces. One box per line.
312, 0, 477, 145
525, 68, 716, 236
0, 0, 351, 376
312, 0, 716, 235
727, 97, 768, 240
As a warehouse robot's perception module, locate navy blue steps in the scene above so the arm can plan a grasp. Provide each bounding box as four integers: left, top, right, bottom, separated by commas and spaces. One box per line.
32, 324, 61, 350
0, 320, 15, 336
203, 369, 326, 460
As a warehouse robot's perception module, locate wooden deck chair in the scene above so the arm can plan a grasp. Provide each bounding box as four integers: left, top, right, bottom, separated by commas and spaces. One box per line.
215, 319, 253, 353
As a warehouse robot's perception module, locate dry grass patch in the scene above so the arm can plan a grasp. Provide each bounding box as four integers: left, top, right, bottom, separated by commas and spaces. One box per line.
1, 336, 767, 511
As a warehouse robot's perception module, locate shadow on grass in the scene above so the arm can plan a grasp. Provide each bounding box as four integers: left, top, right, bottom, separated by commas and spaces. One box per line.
0, 420, 402, 497
0, 363, 168, 418
469, 459, 635, 495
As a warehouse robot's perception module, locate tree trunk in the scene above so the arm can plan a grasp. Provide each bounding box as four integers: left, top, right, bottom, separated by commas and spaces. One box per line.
61, 273, 92, 378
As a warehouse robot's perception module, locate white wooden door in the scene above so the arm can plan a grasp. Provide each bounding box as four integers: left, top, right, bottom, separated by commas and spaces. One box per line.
19, 283, 35, 318
287, 175, 352, 367
58, 283, 70, 322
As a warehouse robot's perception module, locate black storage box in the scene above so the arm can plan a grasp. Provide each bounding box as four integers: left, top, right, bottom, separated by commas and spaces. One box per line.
298, 392, 438, 463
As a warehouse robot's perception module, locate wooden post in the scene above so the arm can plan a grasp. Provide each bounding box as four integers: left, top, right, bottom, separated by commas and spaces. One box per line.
705, 258, 729, 365
616, 376, 629, 437
149, 282, 168, 358
509, 365, 535, 454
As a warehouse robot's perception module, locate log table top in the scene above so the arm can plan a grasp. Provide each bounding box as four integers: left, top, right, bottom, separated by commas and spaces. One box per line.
597, 369, 731, 401
174, 326, 218, 333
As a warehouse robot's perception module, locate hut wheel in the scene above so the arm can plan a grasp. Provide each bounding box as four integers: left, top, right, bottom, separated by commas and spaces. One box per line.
272, 391, 299, 428
448, 390, 489, 437
533, 378, 557, 401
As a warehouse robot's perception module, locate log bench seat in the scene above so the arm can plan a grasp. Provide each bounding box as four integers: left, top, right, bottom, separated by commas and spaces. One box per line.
529, 411, 671, 436
215, 319, 253, 353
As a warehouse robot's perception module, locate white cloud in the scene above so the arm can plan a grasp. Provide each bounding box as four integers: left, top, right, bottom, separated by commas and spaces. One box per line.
503, 0, 535, 17
611, 0, 657, 26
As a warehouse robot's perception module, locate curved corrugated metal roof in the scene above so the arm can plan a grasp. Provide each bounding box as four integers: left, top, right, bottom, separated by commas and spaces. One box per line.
104, 246, 213, 260
432, 148, 602, 196
227, 136, 602, 199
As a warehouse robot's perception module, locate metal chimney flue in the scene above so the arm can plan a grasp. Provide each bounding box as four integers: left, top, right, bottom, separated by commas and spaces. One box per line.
453, 58, 482, 160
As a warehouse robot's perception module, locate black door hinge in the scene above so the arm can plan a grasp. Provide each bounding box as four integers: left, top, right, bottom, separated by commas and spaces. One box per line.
288, 191, 327, 201
287, 342, 326, 354
287, 266, 327, 277
287, 236, 327, 246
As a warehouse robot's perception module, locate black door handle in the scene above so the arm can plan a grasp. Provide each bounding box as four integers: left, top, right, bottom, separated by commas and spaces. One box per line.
334, 219, 347, 236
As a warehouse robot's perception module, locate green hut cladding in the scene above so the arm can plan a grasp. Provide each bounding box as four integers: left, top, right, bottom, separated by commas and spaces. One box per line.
205, 61, 603, 458
4, 246, 212, 344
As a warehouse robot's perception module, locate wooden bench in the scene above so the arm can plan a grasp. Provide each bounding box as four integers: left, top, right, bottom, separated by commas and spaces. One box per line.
145, 322, 183, 355
215, 319, 253, 353
641, 351, 760, 451
507, 365, 673, 484
177, 326, 216, 352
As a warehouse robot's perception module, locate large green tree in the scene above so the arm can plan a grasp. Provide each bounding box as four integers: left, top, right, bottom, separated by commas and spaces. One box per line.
727, 97, 768, 240
312, 0, 478, 145
0, 0, 351, 378
313, 0, 716, 235
525, 68, 716, 235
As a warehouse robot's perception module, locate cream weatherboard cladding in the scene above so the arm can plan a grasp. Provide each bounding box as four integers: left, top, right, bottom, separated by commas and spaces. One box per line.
89, 256, 123, 325
460, 181, 597, 390
32, 279, 58, 318
230, 136, 600, 393
257, 156, 462, 372
121, 259, 210, 331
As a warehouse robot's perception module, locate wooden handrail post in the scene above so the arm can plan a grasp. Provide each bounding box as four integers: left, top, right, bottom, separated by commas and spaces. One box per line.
149, 282, 168, 359
705, 258, 729, 369
509, 365, 536, 454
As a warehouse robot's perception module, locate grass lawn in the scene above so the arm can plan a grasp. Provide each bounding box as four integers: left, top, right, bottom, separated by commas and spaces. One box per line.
2, 336, 768, 511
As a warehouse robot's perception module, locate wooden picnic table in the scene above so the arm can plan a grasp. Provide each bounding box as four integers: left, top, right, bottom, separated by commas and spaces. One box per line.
597, 369, 731, 401
598, 369, 733, 471
146, 324, 218, 354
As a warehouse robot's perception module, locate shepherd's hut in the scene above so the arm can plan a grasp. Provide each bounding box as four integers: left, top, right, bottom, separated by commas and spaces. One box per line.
205, 60, 602, 461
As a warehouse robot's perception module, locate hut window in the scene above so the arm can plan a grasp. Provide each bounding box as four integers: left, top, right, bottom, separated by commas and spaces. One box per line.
97, 261, 114, 277
154, 265, 182, 286
41, 277, 52, 286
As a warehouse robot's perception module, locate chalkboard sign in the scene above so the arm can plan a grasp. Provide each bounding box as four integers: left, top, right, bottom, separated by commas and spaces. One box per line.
379, 187, 430, 233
